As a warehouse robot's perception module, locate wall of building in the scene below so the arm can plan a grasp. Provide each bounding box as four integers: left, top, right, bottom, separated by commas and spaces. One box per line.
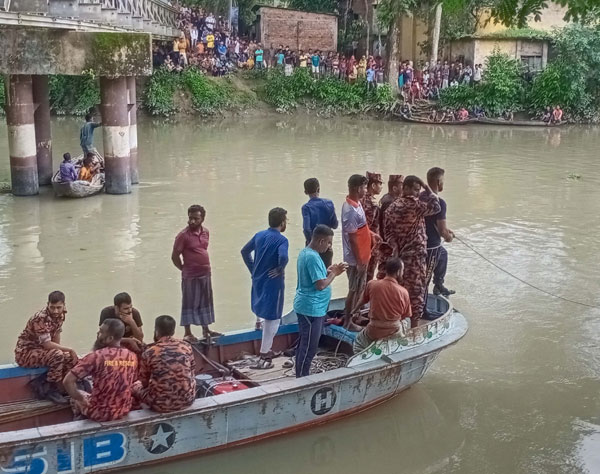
476, 2, 568, 34
258, 7, 337, 52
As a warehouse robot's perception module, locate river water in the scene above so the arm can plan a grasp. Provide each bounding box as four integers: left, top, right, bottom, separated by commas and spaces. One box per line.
1, 116, 599, 473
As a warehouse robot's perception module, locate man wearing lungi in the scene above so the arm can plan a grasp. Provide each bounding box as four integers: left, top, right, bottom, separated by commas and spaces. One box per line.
172, 204, 221, 343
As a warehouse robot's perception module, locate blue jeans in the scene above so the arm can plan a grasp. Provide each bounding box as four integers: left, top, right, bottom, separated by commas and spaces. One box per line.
433, 245, 448, 286
296, 314, 324, 377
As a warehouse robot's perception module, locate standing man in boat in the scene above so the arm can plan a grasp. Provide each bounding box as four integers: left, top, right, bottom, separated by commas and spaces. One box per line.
342, 174, 378, 331
294, 225, 347, 377
361, 172, 383, 281
301, 178, 338, 268
63, 318, 138, 422
424, 167, 455, 300
352, 258, 412, 353
132, 315, 196, 412
15, 291, 78, 404
241, 208, 289, 369
379, 175, 404, 232
80, 113, 102, 157
99, 292, 145, 353
172, 204, 221, 343
379, 176, 440, 326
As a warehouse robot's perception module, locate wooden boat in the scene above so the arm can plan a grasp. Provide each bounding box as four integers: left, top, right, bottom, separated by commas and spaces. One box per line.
476, 117, 566, 127
394, 112, 478, 125
0, 295, 467, 473
51, 154, 105, 198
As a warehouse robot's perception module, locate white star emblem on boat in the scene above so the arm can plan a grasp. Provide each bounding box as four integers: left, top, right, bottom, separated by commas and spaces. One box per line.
150, 424, 174, 452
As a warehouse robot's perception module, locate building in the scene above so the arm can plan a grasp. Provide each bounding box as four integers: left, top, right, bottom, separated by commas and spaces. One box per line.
254, 6, 338, 52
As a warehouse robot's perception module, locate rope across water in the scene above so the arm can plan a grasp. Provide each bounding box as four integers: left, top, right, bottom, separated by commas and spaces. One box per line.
454, 235, 600, 309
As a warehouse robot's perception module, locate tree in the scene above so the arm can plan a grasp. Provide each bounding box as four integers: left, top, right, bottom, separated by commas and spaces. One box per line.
430, 2, 442, 64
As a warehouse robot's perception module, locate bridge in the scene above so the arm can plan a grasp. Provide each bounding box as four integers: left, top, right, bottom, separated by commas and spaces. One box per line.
1, 0, 181, 196
1, 0, 180, 39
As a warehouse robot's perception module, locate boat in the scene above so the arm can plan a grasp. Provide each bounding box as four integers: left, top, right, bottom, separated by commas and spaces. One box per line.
51, 154, 105, 198
0, 295, 467, 473
394, 112, 478, 125
476, 117, 566, 127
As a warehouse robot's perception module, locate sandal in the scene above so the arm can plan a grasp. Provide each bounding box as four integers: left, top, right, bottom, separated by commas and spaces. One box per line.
205, 330, 223, 338
283, 359, 294, 369
251, 358, 274, 370
255, 321, 263, 331
183, 335, 200, 344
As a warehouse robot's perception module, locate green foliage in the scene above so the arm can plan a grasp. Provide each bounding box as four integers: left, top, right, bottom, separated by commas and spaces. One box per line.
487, 0, 600, 28
474, 27, 552, 40
287, 0, 338, 13
440, 50, 522, 115
0, 76, 5, 113
143, 67, 255, 117
262, 68, 395, 114
49, 74, 100, 116
143, 67, 179, 116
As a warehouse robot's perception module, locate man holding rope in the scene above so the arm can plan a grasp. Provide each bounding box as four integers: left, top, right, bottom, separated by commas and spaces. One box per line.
424, 167, 455, 300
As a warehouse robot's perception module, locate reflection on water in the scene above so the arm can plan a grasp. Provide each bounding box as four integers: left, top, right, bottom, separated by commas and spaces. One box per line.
1, 116, 600, 473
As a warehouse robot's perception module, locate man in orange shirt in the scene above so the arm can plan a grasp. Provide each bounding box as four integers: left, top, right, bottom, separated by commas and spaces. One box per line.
352, 258, 412, 353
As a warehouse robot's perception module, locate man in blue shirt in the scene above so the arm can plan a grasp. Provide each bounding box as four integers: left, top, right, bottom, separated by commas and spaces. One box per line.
254, 44, 264, 69
301, 178, 338, 267
311, 50, 321, 77
80, 113, 102, 156
59, 153, 78, 182
293, 225, 347, 377
241, 208, 289, 369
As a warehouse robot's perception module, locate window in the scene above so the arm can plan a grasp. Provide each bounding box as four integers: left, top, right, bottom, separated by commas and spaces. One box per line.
521, 55, 543, 72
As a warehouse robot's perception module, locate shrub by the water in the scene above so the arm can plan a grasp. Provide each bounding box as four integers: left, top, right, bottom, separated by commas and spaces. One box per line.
49, 73, 100, 116
143, 67, 180, 116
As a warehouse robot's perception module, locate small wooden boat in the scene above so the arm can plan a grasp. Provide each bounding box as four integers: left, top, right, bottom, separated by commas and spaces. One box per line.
476, 117, 566, 127
394, 112, 478, 125
0, 295, 467, 473
51, 154, 105, 198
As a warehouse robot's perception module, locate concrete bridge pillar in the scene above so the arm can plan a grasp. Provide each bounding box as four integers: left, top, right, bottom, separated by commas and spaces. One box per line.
5, 75, 39, 196
127, 76, 139, 185
100, 76, 131, 195
32, 75, 53, 186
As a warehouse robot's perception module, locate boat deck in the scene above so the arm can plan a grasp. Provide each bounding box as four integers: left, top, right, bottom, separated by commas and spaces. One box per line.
234, 357, 294, 384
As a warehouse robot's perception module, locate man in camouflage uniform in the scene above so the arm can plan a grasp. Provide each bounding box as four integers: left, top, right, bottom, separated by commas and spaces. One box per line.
379, 176, 440, 326
15, 291, 78, 402
360, 172, 383, 281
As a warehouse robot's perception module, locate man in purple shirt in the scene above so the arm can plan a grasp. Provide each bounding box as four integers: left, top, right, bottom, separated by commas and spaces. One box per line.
59, 153, 77, 182
301, 178, 338, 267
172, 204, 221, 343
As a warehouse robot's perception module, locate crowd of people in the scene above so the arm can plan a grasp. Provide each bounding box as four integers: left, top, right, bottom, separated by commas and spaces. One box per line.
14, 168, 454, 423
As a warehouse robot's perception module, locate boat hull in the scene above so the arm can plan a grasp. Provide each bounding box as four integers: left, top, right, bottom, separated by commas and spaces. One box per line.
0, 310, 467, 473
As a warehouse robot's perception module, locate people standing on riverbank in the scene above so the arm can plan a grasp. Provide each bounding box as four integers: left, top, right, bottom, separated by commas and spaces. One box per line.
380, 176, 440, 326
80, 114, 101, 156
64, 319, 137, 422
241, 208, 289, 369
424, 168, 455, 301
342, 174, 373, 330
172, 205, 221, 343
294, 225, 347, 377
15, 291, 78, 404
301, 178, 338, 268
99, 292, 144, 353
133, 315, 196, 413
361, 172, 383, 281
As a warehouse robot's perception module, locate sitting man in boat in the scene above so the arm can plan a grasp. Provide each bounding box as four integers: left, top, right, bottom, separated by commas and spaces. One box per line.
59, 153, 77, 183
132, 315, 196, 412
80, 113, 102, 156
78, 154, 100, 182
64, 318, 138, 422
99, 292, 144, 353
352, 258, 412, 353
14, 291, 78, 404
294, 225, 347, 377
241, 208, 289, 369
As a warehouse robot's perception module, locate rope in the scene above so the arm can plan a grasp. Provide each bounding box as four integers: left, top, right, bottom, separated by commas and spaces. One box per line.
454, 235, 600, 309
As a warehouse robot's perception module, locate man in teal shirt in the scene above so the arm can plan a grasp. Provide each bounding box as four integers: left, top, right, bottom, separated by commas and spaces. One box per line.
80, 113, 102, 156
293, 225, 347, 377
254, 44, 264, 69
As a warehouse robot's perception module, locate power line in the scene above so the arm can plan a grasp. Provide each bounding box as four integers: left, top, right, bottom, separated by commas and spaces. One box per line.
454, 235, 600, 310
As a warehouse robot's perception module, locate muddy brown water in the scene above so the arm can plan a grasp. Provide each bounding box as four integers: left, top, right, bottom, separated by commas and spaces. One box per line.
0, 116, 599, 473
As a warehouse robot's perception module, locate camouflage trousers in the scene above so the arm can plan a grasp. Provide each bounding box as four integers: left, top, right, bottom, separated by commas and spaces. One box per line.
400, 250, 428, 326
16, 348, 77, 383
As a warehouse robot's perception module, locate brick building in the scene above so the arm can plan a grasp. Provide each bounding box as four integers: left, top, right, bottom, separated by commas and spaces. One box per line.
254, 6, 338, 52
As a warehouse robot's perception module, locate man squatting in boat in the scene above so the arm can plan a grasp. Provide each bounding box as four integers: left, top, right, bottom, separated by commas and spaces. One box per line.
13, 168, 454, 419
